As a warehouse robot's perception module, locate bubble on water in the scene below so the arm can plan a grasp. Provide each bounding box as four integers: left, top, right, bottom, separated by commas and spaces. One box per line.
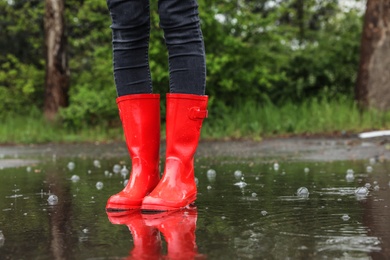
207, 185, 212, 190
365, 183, 371, 189
234, 170, 243, 179
373, 181, 378, 185
221, 216, 226, 220
273, 162, 279, 171
207, 169, 216, 182
83, 228, 89, 234
366, 166, 373, 173
304, 167, 310, 173
26, 166, 32, 172
96, 181, 104, 190
341, 214, 350, 221
355, 186, 369, 196
261, 210, 268, 216
47, 195, 58, 205
251, 192, 257, 197
297, 187, 309, 197
195, 177, 199, 186
67, 162, 75, 171
369, 157, 376, 165
104, 170, 110, 177
255, 176, 260, 181
0, 230, 4, 247
93, 160, 101, 168
374, 185, 380, 191
70, 175, 80, 183
123, 179, 128, 187
345, 171, 355, 182
120, 166, 129, 178
113, 164, 121, 174
234, 181, 247, 188
87, 170, 92, 174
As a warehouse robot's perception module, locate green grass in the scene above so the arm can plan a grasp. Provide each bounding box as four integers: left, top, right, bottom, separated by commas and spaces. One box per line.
1, 98, 390, 144
201, 97, 390, 140
0, 112, 123, 144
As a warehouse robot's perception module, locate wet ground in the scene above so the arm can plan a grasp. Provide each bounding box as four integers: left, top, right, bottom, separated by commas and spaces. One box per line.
0, 137, 390, 259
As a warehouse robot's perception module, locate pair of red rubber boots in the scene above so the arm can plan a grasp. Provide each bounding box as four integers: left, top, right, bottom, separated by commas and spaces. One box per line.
107, 209, 200, 259
106, 93, 208, 212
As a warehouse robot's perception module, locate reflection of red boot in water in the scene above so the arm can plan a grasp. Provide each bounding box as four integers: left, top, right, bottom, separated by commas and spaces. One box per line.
106, 211, 162, 259
143, 208, 204, 260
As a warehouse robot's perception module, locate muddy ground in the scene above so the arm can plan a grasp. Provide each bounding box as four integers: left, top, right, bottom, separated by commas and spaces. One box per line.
1, 136, 390, 169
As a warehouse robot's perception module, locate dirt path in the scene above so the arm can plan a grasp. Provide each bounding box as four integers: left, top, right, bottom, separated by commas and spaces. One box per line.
1, 136, 389, 169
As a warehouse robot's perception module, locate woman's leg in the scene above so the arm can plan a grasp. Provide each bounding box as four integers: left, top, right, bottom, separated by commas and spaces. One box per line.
106, 0, 161, 210
158, 0, 206, 95
141, 0, 208, 211
107, 0, 152, 96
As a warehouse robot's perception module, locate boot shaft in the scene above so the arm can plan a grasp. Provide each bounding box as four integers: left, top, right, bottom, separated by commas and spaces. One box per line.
117, 94, 160, 163
165, 93, 208, 160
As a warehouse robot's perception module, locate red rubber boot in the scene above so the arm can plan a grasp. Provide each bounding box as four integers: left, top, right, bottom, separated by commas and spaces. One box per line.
106, 211, 162, 259
106, 94, 161, 211
141, 94, 208, 211
143, 209, 203, 260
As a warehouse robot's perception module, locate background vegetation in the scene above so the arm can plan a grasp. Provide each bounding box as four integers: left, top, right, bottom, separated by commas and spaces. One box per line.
1, 0, 387, 143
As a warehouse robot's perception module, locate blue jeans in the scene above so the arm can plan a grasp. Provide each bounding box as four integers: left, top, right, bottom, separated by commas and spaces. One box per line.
107, 0, 206, 96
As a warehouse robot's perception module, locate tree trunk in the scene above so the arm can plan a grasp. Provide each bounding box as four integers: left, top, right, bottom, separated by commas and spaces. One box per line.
355, 0, 390, 111
44, 0, 69, 121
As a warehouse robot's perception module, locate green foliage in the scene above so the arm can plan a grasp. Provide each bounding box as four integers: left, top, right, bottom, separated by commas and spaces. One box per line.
3, 97, 390, 144
0, 54, 44, 116
0, 0, 366, 134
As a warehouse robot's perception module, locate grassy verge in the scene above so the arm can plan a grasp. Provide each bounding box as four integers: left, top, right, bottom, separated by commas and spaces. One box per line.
201, 97, 390, 140
1, 98, 390, 144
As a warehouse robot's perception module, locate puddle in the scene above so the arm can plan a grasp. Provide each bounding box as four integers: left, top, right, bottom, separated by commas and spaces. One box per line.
0, 153, 389, 259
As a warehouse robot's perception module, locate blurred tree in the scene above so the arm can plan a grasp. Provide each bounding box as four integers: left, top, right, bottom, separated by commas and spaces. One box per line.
44, 0, 69, 121
356, 0, 390, 111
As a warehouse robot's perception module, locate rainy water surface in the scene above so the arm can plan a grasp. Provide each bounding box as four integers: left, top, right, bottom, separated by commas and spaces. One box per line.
0, 148, 389, 259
